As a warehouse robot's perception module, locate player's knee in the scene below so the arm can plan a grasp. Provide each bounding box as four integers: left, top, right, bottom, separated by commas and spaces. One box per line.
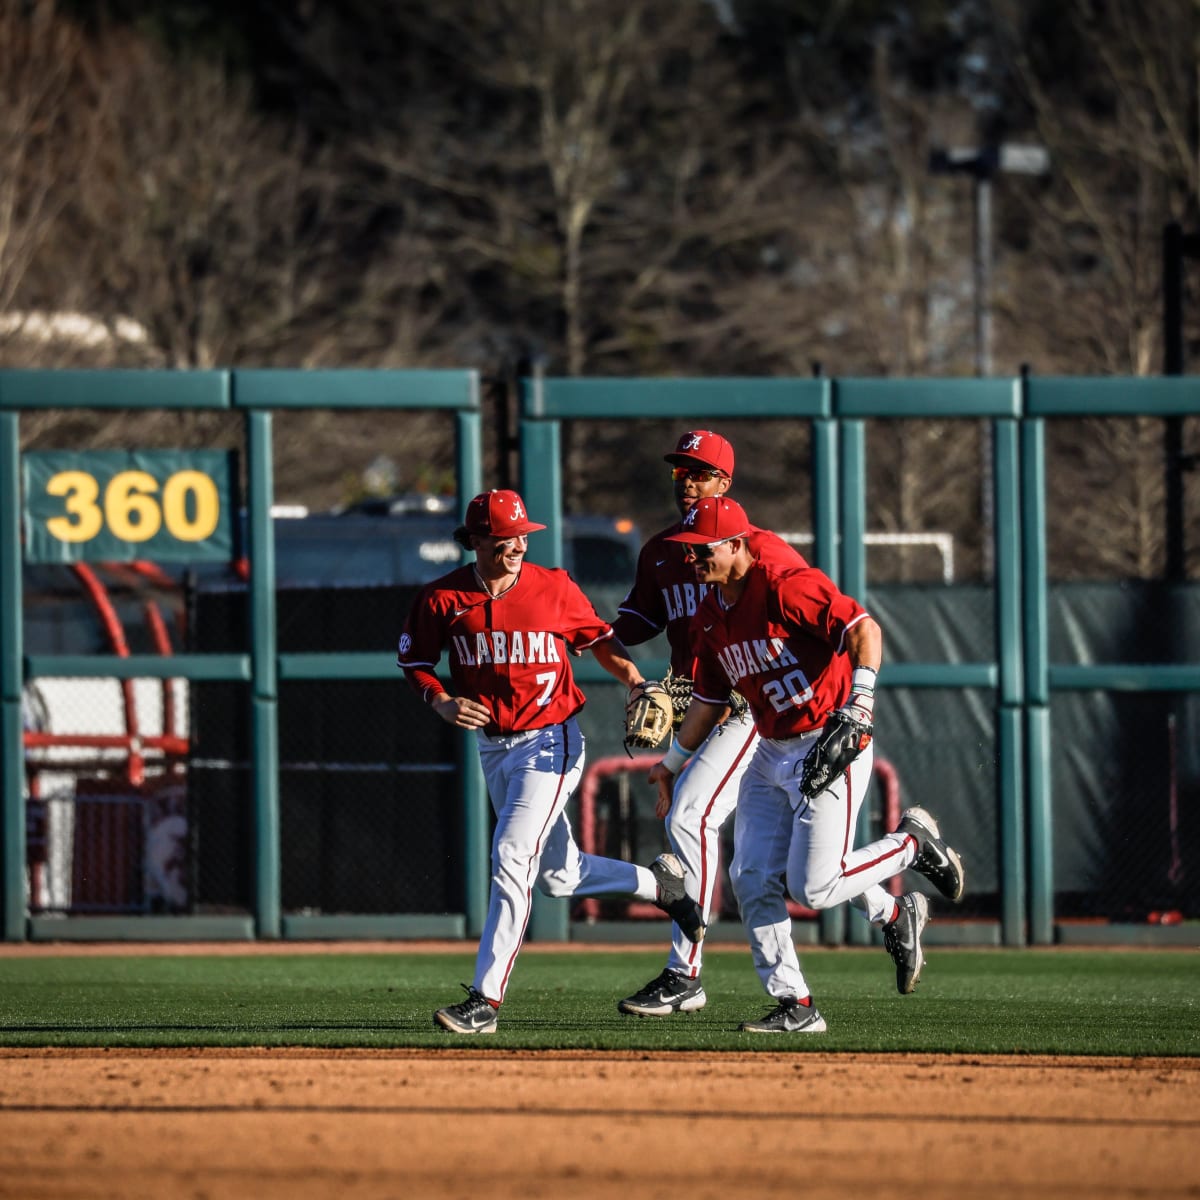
536, 866, 575, 897
730, 859, 769, 906
796, 872, 841, 910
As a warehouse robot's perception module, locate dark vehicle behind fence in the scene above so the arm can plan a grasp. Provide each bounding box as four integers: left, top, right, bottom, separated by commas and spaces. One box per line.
265, 494, 642, 592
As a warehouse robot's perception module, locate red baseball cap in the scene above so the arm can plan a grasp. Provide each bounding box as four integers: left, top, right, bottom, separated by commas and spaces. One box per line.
666, 497, 749, 544
461, 489, 547, 538
664, 430, 735, 476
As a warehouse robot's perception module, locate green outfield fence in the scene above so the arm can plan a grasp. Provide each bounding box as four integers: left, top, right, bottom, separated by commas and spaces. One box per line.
518, 372, 1200, 948
2, 369, 486, 943
2, 369, 1198, 947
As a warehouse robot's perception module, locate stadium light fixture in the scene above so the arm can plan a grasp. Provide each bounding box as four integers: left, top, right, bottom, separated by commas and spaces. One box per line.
928, 142, 1051, 376
929, 141, 1051, 580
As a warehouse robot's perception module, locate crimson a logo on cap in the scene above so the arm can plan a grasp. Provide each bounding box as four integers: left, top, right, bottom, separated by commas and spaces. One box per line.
681, 433, 704, 453
508, 497, 526, 522
682, 506, 699, 526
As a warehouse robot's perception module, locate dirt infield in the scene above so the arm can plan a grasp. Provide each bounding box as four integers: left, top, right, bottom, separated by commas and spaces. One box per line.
0, 1047, 1196, 1199
1, 944, 1197, 1199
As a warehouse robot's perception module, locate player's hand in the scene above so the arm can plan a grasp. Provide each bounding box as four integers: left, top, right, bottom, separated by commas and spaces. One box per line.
432, 695, 491, 729
647, 762, 675, 819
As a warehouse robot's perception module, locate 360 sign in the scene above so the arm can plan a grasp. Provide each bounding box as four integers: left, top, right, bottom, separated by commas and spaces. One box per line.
23, 450, 235, 563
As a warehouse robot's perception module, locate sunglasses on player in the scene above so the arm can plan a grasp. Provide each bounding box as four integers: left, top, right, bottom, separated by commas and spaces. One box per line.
686, 534, 743, 561
671, 466, 726, 483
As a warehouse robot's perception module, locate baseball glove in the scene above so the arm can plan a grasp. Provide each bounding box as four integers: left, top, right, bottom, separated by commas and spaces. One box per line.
799, 704, 874, 799
662, 670, 694, 732
624, 681, 674, 754
663, 670, 749, 730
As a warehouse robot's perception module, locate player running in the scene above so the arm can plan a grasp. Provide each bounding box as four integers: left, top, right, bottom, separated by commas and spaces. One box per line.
611, 431, 808, 1018
664, 496, 965, 1033
398, 489, 704, 1035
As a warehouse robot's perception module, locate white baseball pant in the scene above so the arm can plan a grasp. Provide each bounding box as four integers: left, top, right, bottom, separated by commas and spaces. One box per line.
730, 731, 913, 1000
473, 716, 657, 1003
662, 709, 758, 977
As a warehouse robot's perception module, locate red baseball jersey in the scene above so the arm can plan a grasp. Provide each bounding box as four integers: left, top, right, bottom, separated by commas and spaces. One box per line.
611, 524, 807, 676
689, 560, 871, 739
397, 562, 613, 735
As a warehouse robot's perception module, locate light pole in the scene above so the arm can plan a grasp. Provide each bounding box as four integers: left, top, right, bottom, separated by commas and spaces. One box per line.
929, 143, 1051, 374
929, 142, 1051, 575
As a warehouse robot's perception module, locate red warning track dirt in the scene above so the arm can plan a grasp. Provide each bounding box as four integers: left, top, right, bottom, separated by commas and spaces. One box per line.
0, 1047, 1196, 1199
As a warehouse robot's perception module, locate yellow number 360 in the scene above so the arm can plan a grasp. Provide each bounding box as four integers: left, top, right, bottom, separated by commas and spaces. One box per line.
45, 469, 220, 544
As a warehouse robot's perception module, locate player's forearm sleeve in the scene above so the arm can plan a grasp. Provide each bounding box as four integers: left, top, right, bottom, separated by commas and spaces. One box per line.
611, 610, 659, 646
403, 666, 445, 704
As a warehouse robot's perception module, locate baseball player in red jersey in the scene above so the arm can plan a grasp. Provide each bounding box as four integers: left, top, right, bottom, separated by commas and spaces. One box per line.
665, 496, 966, 1032
397, 489, 704, 1035
611, 431, 808, 1018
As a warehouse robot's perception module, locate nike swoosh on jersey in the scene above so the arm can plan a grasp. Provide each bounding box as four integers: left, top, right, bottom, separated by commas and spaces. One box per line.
655, 559, 667, 566
703, 624, 714, 631
453, 607, 470, 617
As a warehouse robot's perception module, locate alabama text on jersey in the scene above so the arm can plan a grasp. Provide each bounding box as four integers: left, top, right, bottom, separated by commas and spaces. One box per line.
450, 631, 563, 666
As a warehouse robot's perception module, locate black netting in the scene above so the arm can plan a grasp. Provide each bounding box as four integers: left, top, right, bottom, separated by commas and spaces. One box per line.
863, 687, 1000, 919
23, 565, 1199, 930
1048, 581, 1200, 665
189, 582, 460, 915
188, 682, 254, 913
277, 680, 459, 914
1050, 691, 1199, 922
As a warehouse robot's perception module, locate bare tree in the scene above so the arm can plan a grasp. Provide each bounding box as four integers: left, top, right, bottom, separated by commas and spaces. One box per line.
11, 19, 407, 509
5, 0, 1195, 559
335, 4, 829, 370
993, 0, 1200, 576
0, 0, 95, 363
330, 0, 832, 512
69, 31, 349, 371
994, 0, 1197, 373
738, 18, 991, 577
1044, 416, 1166, 577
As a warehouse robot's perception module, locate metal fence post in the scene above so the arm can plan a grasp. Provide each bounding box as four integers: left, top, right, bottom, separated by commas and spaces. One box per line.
994, 413, 1027, 945
832, 416, 868, 946
518, 375, 569, 942
810, 412, 838, 579
1021, 412, 1053, 944
246, 407, 281, 939
454, 405, 489, 937
1, 411, 25, 940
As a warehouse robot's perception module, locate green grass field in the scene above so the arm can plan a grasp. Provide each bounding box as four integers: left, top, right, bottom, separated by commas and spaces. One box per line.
0, 947, 1196, 1055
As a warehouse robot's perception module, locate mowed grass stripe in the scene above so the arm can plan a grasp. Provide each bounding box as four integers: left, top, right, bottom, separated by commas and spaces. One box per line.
0, 948, 1195, 1055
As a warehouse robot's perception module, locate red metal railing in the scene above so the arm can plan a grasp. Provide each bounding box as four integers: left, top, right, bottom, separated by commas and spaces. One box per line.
24, 561, 185, 786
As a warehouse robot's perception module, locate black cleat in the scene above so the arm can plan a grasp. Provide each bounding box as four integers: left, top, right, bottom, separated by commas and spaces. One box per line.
650, 853, 706, 944
739, 996, 827, 1034
883, 891, 929, 994
434, 983, 498, 1034
898, 807, 965, 902
618, 968, 707, 1017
